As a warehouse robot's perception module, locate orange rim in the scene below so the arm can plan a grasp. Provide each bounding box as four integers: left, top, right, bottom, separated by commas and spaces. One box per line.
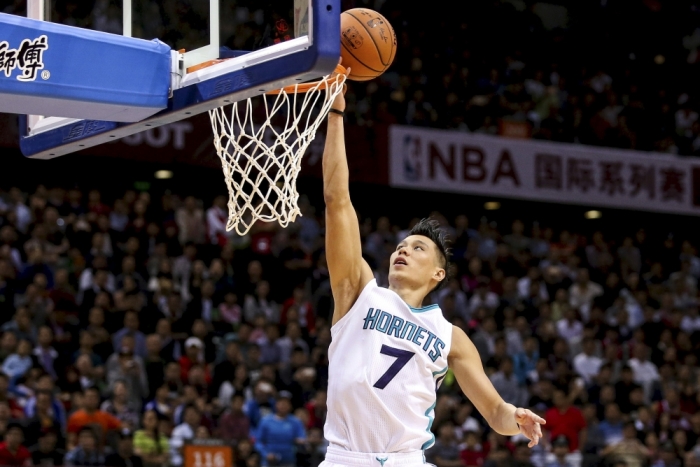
266, 64, 347, 95
186, 58, 231, 74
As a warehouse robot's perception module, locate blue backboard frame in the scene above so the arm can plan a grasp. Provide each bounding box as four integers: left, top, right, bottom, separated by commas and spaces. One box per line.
18, 0, 339, 159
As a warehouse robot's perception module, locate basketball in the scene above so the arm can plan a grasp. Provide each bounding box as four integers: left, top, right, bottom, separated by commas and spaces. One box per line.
340, 8, 397, 81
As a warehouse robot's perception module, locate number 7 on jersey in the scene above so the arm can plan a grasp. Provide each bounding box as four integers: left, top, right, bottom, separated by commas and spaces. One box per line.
373, 345, 415, 389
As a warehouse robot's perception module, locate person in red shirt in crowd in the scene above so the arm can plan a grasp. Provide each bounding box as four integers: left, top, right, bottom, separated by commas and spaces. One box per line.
217, 394, 250, 443
461, 431, 487, 467
280, 286, 316, 332
545, 389, 587, 452
304, 389, 326, 430
0, 423, 32, 467
178, 338, 211, 384
66, 387, 121, 448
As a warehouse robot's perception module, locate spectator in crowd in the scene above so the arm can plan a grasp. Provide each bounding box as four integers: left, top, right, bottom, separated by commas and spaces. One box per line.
547, 435, 571, 467
573, 337, 603, 385
0, 423, 31, 467
545, 389, 586, 453
30, 430, 65, 466
426, 421, 462, 467
1, 338, 34, 383
254, 391, 305, 467
101, 379, 141, 429
133, 410, 170, 467
112, 311, 147, 359
170, 405, 200, 467
66, 387, 121, 448
24, 389, 64, 447
105, 429, 144, 467
218, 394, 250, 444
65, 427, 105, 467
628, 343, 660, 401
600, 421, 651, 467
599, 403, 625, 447
489, 356, 526, 407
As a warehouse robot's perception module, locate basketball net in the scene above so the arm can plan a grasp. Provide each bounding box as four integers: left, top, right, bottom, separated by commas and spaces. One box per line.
208, 64, 348, 236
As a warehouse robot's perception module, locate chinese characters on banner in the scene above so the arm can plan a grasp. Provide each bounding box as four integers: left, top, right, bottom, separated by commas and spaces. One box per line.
389, 126, 700, 216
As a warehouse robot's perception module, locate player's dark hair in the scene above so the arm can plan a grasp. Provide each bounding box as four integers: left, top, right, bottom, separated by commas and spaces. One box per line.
408, 218, 451, 291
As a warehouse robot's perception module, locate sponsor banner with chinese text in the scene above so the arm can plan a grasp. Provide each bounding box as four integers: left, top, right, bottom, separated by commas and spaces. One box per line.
389, 126, 700, 216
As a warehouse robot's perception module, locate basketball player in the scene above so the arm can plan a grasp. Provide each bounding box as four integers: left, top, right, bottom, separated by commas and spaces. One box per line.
319, 88, 546, 466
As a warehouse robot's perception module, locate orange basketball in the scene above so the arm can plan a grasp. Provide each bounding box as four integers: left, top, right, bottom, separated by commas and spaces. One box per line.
340, 8, 397, 81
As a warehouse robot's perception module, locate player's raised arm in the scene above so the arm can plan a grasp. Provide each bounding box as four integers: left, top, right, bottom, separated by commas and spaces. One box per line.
448, 326, 546, 447
323, 85, 374, 325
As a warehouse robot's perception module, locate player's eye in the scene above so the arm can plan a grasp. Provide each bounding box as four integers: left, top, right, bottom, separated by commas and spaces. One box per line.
415, 246, 423, 251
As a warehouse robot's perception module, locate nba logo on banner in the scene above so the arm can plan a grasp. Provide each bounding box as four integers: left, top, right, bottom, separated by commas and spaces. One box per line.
402, 135, 422, 181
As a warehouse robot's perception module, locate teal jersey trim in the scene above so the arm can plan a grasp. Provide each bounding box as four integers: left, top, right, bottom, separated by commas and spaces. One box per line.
421, 400, 437, 450
409, 304, 440, 313
432, 366, 448, 377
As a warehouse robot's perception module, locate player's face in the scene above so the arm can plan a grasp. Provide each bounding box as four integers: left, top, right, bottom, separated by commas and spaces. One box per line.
389, 235, 444, 290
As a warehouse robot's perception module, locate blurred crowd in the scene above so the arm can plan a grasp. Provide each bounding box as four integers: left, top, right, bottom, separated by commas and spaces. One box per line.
0, 183, 699, 467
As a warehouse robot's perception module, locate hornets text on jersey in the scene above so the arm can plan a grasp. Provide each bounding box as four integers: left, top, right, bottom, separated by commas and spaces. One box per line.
324, 279, 454, 454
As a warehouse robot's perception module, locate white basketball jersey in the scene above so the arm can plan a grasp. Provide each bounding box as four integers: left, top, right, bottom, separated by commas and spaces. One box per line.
325, 279, 453, 454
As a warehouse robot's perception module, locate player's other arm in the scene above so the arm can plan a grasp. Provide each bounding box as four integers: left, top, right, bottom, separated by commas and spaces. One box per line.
448, 326, 546, 447
323, 83, 373, 326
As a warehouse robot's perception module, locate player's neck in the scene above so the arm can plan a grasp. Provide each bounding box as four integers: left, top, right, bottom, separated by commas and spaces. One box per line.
388, 284, 426, 309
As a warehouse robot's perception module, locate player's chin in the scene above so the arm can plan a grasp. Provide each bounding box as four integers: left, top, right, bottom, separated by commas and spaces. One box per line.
387, 269, 405, 284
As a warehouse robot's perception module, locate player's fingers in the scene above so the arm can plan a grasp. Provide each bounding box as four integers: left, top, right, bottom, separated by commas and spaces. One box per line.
525, 410, 545, 425
528, 436, 538, 448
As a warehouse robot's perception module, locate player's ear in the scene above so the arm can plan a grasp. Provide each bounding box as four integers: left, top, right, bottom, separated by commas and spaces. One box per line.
433, 267, 445, 283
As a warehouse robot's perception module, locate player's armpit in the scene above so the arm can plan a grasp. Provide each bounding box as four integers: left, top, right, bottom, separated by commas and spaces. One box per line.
324, 197, 374, 324
447, 326, 519, 436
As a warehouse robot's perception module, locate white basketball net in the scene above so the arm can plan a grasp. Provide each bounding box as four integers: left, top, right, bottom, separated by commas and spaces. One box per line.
209, 68, 347, 236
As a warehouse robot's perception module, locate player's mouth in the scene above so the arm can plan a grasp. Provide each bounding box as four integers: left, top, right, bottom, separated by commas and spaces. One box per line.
393, 258, 407, 267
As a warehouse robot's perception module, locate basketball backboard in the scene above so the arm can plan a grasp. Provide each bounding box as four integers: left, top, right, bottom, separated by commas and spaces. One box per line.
0, 0, 338, 158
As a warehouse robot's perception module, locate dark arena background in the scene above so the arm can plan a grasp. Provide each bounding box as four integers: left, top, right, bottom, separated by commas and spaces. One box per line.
2, 1, 700, 467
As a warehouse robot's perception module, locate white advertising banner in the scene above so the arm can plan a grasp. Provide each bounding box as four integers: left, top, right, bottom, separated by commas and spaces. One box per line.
389, 126, 700, 216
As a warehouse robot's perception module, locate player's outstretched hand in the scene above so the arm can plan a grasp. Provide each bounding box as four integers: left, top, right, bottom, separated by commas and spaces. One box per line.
331, 58, 349, 112
514, 408, 546, 448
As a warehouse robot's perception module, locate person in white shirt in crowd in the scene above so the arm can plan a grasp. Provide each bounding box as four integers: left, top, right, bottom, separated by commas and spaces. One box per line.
8, 187, 32, 234
681, 305, 700, 334
517, 267, 549, 302
454, 402, 481, 440
627, 343, 660, 402
176, 196, 206, 245
556, 304, 584, 343
569, 268, 603, 321
573, 337, 603, 385
170, 404, 200, 467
